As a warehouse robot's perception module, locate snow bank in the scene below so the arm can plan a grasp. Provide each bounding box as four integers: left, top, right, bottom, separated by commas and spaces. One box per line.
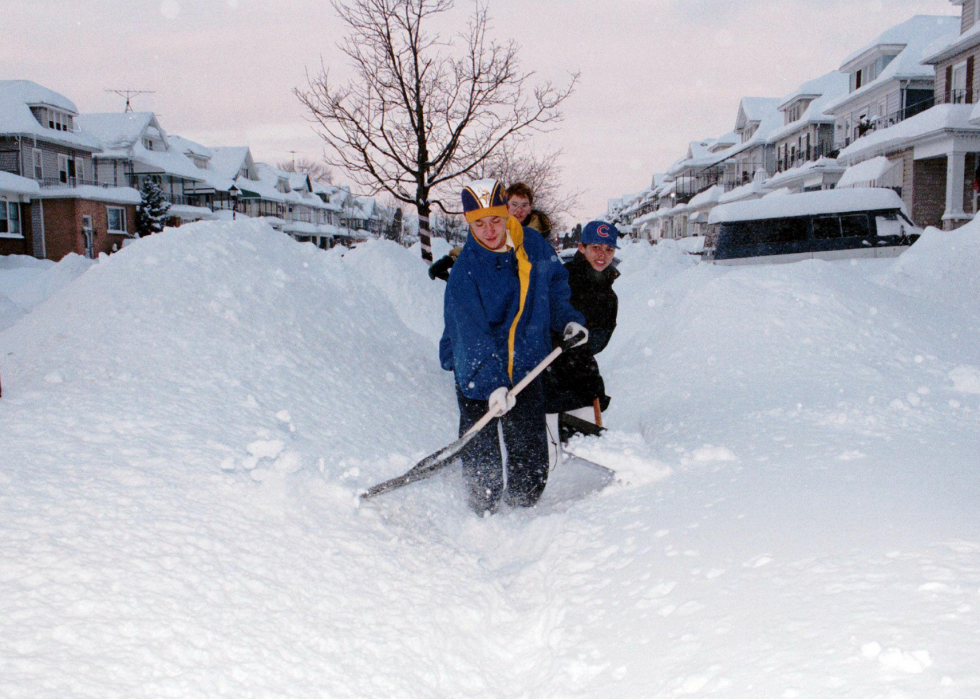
0, 254, 93, 332
1, 219, 978, 698
878, 222, 980, 309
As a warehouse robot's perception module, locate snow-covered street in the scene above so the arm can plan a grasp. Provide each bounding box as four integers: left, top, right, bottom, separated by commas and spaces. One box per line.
1, 220, 978, 698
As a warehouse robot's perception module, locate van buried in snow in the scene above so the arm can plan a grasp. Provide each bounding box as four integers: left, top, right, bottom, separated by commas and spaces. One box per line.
704, 188, 920, 265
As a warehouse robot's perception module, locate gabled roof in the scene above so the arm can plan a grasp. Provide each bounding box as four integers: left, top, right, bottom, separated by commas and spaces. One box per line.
77, 112, 204, 182
767, 71, 851, 143
77, 112, 156, 153
209, 147, 253, 181
167, 135, 213, 161
825, 16, 960, 114
0, 80, 101, 150
736, 97, 782, 134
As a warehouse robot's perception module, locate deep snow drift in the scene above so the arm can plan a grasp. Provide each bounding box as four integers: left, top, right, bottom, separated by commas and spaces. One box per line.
1, 219, 978, 698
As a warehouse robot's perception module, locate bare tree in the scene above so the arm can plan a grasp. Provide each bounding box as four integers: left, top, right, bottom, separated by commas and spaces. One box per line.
296, 0, 577, 263
278, 157, 334, 184
476, 146, 580, 228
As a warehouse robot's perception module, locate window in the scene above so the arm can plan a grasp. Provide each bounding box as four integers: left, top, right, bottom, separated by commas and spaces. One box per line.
840, 214, 871, 238
33, 149, 43, 179
47, 110, 70, 132
952, 61, 968, 103
143, 138, 154, 151
107, 206, 127, 233
0, 199, 21, 237
812, 216, 842, 239
58, 154, 75, 184
768, 218, 809, 244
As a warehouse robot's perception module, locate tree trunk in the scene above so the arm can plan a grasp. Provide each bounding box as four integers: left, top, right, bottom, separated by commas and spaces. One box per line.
417, 198, 433, 264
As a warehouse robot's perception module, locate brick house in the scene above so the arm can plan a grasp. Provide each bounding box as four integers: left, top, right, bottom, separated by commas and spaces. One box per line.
0, 80, 137, 260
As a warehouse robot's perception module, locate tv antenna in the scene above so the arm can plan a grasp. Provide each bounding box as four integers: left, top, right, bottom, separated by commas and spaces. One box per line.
105, 89, 155, 113
288, 150, 298, 168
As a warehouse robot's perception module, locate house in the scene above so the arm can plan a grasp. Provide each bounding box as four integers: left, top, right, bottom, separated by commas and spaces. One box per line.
76, 112, 205, 215
0, 80, 137, 260
766, 71, 850, 192
838, 9, 980, 230
824, 15, 960, 151
0, 171, 40, 257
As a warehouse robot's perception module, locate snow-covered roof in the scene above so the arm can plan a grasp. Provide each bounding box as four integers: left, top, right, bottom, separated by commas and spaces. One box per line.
38, 185, 142, 205
709, 187, 906, 224
0, 80, 101, 151
718, 178, 769, 205
763, 157, 846, 189
687, 185, 725, 210
739, 97, 782, 125
836, 156, 901, 189
283, 221, 319, 235
209, 147, 252, 181
167, 135, 213, 161
767, 72, 851, 143
77, 112, 155, 153
168, 204, 213, 220
0, 171, 41, 197
237, 176, 286, 203
923, 14, 980, 65
826, 16, 960, 114
838, 104, 978, 163
77, 112, 205, 182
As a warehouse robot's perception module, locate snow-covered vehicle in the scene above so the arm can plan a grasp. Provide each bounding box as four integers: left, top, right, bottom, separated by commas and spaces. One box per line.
704, 188, 920, 265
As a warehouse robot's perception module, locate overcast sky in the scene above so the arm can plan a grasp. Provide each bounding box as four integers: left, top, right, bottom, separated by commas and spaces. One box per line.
4, 0, 957, 222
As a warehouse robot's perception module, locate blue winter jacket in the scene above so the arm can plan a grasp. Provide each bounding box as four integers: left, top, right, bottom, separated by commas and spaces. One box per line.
439, 218, 584, 401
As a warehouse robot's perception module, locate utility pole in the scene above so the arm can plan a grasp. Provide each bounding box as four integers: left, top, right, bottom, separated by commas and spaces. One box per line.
105, 89, 155, 113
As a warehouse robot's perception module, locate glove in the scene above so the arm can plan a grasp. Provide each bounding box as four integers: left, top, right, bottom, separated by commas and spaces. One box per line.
488, 386, 516, 416
563, 322, 589, 348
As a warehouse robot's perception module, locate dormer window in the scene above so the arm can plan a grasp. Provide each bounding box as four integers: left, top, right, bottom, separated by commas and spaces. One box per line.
46, 109, 72, 132
143, 138, 154, 151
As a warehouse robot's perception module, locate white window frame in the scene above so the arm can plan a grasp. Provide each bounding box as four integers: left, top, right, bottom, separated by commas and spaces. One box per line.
0, 198, 22, 238
106, 206, 127, 234
58, 154, 69, 183
32, 148, 43, 180
975, 0, 980, 25
952, 60, 969, 104
76, 159, 85, 184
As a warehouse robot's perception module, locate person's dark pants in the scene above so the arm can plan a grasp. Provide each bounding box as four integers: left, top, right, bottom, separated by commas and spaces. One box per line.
455, 380, 549, 514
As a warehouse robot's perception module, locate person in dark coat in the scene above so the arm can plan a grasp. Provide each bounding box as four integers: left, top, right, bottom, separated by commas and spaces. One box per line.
544, 221, 620, 450
505, 182, 552, 239
440, 179, 586, 515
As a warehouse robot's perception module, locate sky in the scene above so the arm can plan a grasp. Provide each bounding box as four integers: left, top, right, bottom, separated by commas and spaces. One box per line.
2, 0, 958, 223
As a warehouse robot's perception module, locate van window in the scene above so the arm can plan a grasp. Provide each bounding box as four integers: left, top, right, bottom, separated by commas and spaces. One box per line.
875, 215, 903, 237
840, 214, 871, 238
812, 216, 842, 239
767, 218, 808, 244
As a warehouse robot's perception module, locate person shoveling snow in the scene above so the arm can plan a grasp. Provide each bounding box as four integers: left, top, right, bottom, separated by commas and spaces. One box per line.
437, 179, 587, 515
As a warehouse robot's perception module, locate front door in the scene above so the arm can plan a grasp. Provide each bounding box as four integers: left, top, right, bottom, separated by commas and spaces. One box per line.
81, 215, 95, 259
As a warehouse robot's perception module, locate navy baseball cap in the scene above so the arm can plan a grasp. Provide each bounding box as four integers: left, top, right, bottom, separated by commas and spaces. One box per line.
581, 221, 620, 248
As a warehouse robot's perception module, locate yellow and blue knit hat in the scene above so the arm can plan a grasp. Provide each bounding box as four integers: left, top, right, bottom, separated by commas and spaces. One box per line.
461, 179, 509, 223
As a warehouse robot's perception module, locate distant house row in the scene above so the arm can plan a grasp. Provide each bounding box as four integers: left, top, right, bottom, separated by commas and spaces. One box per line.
0, 80, 396, 261
610, 6, 980, 241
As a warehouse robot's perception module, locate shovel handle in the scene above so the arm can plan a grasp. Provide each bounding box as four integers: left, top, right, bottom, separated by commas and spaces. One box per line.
463, 330, 585, 437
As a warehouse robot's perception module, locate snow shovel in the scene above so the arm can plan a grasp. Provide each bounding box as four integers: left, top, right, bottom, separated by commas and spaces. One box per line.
360, 331, 586, 500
